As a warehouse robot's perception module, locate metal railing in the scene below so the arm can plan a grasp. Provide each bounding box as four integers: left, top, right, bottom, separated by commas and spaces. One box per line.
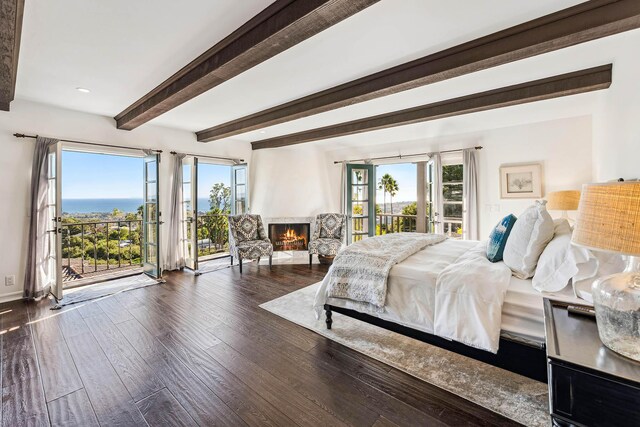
376, 214, 418, 234
195, 214, 229, 258
61, 219, 143, 283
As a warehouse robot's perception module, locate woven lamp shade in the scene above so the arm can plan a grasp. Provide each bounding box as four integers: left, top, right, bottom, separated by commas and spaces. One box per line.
572, 182, 640, 256
546, 190, 581, 211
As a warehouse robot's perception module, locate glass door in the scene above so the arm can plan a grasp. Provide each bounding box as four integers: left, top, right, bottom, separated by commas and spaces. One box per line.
231, 164, 248, 215
346, 164, 375, 243
182, 156, 198, 271
426, 161, 436, 234
143, 153, 161, 278
47, 143, 63, 300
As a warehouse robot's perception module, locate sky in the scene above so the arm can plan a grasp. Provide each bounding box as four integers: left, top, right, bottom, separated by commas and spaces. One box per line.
197, 162, 231, 199
376, 163, 417, 203
62, 151, 143, 199
62, 151, 232, 201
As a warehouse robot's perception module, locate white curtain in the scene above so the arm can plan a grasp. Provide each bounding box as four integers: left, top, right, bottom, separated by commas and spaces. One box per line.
463, 149, 479, 240
432, 153, 444, 234
24, 136, 59, 299
164, 153, 187, 271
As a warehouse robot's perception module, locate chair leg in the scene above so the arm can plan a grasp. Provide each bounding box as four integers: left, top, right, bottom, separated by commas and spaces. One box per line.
257, 257, 261, 264
239, 255, 243, 274
309, 254, 313, 266
269, 255, 272, 269
230, 256, 233, 266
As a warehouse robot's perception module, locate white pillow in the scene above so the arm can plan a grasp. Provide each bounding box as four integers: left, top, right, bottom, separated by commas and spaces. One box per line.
503, 201, 555, 279
572, 251, 626, 303
532, 219, 576, 292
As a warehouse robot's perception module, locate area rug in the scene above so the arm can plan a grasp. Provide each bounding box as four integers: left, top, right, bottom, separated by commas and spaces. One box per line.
53, 273, 161, 308
260, 282, 549, 427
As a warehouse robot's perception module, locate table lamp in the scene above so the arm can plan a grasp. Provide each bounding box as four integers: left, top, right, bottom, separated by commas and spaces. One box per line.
572, 181, 640, 361
547, 190, 581, 222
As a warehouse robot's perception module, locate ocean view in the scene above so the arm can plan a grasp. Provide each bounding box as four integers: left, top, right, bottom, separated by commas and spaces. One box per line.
62, 198, 215, 214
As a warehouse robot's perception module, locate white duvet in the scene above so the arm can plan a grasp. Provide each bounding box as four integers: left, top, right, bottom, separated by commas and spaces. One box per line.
434, 242, 512, 352
314, 239, 512, 353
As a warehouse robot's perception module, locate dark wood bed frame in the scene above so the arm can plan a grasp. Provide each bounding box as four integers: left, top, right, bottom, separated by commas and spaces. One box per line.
324, 304, 548, 383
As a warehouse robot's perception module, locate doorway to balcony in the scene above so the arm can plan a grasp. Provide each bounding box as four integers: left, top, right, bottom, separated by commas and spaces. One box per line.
60, 149, 156, 290
182, 158, 248, 274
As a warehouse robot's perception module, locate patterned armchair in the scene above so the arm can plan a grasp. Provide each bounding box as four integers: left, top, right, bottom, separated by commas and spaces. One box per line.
228, 214, 273, 273
308, 213, 347, 265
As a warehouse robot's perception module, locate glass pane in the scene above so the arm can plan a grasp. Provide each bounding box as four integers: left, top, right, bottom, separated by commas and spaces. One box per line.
182, 165, 190, 183
146, 224, 157, 244
443, 183, 463, 202
235, 200, 246, 214
235, 168, 246, 185
146, 203, 157, 221
146, 161, 157, 180
146, 244, 157, 264
351, 185, 368, 202
235, 184, 246, 201
443, 203, 462, 218
184, 200, 192, 215
49, 152, 56, 178
146, 183, 157, 202
443, 164, 463, 183
352, 168, 368, 185
182, 183, 191, 202
352, 202, 368, 217
444, 222, 463, 238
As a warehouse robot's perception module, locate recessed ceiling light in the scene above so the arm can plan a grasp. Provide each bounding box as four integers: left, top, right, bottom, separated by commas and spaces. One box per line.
76, 87, 91, 93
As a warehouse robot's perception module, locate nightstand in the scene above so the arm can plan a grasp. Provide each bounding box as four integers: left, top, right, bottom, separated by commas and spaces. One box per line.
544, 298, 640, 427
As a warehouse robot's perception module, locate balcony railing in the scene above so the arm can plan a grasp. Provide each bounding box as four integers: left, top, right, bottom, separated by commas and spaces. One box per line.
61, 219, 143, 284
376, 214, 418, 234
195, 214, 229, 258
374, 214, 463, 239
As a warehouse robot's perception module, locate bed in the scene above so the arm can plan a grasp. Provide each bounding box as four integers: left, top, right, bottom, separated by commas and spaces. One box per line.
314, 238, 586, 382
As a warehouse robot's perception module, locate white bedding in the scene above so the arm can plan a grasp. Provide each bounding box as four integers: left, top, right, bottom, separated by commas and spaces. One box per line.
315, 239, 584, 347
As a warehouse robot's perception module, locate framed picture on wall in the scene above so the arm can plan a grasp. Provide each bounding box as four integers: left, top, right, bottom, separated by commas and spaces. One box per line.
500, 163, 543, 199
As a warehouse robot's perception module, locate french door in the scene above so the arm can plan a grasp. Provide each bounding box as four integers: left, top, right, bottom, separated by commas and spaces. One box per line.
182, 156, 198, 271
143, 153, 161, 278
346, 164, 375, 243
231, 164, 248, 215
47, 143, 63, 300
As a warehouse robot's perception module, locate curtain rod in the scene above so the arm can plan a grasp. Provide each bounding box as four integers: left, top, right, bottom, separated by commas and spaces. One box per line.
333, 146, 482, 165
13, 133, 163, 154
170, 151, 244, 164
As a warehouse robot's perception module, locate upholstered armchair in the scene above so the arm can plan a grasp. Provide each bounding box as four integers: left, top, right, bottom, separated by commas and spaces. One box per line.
228, 214, 273, 273
308, 213, 347, 265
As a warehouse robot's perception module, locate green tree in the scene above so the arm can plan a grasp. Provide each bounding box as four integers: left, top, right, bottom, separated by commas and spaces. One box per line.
402, 202, 417, 215
378, 173, 392, 214
209, 183, 231, 213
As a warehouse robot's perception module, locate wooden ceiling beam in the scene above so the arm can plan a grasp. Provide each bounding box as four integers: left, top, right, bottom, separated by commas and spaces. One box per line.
114, 0, 379, 130
0, 0, 25, 111
251, 64, 612, 150
199, 0, 640, 142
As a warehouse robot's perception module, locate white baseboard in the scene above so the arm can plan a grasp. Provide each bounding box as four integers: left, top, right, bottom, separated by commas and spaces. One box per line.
0, 290, 23, 304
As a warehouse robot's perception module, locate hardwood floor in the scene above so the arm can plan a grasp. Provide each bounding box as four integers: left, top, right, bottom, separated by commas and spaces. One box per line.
0, 263, 519, 426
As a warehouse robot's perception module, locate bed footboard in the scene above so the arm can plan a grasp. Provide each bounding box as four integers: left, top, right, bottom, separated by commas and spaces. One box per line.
323, 303, 547, 383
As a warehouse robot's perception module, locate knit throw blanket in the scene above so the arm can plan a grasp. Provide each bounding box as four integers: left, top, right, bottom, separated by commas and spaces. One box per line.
326, 233, 447, 308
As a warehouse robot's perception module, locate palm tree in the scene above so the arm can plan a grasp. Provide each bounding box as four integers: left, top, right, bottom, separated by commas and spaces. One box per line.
386, 177, 399, 215
378, 174, 393, 214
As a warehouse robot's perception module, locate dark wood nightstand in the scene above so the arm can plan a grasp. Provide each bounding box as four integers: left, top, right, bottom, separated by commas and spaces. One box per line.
544, 298, 640, 427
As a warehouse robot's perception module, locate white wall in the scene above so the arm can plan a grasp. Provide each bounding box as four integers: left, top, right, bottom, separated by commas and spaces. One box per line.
250, 145, 338, 218
251, 116, 593, 240
592, 36, 640, 182
0, 100, 251, 302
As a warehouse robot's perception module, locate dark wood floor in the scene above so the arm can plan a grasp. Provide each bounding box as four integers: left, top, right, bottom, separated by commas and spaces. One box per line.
0, 263, 519, 426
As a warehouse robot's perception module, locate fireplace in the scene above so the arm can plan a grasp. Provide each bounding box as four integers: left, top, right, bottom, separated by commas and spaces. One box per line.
268, 223, 310, 251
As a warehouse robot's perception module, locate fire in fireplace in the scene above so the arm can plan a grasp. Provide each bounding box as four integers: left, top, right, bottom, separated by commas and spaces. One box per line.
268, 223, 310, 251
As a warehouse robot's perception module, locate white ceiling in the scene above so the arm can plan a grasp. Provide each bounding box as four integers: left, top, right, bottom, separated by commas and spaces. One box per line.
16, 0, 616, 150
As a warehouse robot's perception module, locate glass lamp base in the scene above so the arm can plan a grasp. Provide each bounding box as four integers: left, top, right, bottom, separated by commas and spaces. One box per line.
592, 270, 640, 362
